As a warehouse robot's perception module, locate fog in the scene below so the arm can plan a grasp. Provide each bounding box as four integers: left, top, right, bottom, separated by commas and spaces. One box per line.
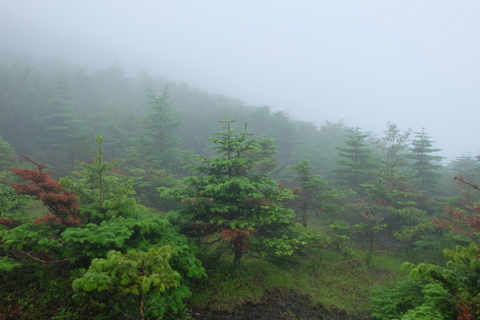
2, 1, 480, 160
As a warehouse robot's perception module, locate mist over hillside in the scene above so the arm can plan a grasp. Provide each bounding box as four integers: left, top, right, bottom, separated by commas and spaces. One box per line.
2, 1, 480, 160
3, 4, 480, 319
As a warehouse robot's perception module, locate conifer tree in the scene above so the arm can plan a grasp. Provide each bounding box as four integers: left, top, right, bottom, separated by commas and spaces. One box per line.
140, 84, 181, 170
161, 120, 305, 265
375, 123, 411, 180
367, 123, 420, 206
1, 137, 205, 318
449, 154, 480, 183
406, 128, 444, 194
449, 154, 480, 203
288, 159, 327, 227
335, 127, 378, 192
73, 246, 180, 320
60, 136, 130, 223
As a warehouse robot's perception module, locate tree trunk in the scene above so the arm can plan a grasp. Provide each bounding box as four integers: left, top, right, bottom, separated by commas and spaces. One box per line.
233, 243, 243, 266
139, 291, 145, 320
302, 208, 308, 227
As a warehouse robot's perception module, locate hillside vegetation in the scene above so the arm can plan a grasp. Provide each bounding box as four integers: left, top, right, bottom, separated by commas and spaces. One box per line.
1, 57, 480, 319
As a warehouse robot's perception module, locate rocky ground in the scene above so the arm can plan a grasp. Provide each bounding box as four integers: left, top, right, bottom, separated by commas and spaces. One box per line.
190, 291, 371, 320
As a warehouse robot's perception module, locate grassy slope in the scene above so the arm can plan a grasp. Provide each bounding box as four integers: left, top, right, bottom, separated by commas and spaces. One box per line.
2, 202, 406, 319
188, 215, 406, 318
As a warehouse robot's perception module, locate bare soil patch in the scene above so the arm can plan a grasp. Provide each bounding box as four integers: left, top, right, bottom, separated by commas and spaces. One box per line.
190, 291, 371, 320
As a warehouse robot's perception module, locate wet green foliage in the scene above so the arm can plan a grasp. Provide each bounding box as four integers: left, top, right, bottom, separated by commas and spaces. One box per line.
0, 138, 205, 319
73, 246, 180, 319
371, 243, 480, 319
161, 121, 309, 265
0, 57, 478, 319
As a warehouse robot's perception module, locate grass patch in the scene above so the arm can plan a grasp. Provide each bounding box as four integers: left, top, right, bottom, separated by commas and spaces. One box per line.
189, 257, 267, 312
189, 248, 405, 316
189, 213, 407, 316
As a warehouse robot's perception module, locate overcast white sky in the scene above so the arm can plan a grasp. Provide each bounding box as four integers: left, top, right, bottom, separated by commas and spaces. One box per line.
2, 1, 480, 160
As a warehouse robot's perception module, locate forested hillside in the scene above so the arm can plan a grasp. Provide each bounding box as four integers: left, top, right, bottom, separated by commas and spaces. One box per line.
0, 58, 351, 176
2, 56, 480, 319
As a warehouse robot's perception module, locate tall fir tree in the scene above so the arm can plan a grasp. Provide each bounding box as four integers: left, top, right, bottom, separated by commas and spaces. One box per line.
406, 128, 444, 194
140, 84, 181, 170
375, 123, 411, 180
160, 120, 306, 265
334, 127, 378, 192
287, 159, 327, 227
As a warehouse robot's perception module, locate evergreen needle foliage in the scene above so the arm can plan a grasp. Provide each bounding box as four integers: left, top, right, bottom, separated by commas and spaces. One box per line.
73, 246, 180, 320
161, 120, 309, 265
370, 243, 480, 319
1, 138, 205, 319
1, 57, 480, 319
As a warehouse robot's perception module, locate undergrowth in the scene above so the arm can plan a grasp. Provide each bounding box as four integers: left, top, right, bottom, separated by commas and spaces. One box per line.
189, 247, 404, 316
